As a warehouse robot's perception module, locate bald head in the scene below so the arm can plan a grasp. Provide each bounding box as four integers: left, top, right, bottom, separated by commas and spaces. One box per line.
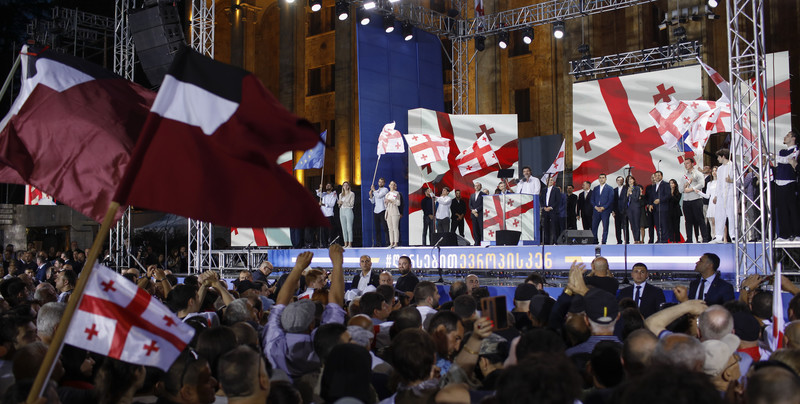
651, 333, 705, 372
591, 257, 610, 276
785, 321, 800, 350
622, 329, 658, 375
746, 366, 800, 404
698, 305, 734, 341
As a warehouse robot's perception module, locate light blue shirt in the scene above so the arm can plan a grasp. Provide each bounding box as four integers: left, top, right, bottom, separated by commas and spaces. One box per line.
370, 187, 389, 213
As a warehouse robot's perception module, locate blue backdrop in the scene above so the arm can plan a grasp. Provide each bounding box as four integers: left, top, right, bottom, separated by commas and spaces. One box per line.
356, 18, 445, 247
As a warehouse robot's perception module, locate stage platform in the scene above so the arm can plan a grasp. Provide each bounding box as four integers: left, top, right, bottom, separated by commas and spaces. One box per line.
266, 242, 745, 281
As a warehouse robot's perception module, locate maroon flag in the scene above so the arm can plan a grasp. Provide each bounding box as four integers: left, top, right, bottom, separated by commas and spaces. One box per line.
0, 47, 154, 222
114, 47, 327, 228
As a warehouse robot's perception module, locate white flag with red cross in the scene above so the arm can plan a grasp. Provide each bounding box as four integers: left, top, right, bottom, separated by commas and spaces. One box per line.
540, 140, 566, 184
64, 264, 194, 371
376, 121, 405, 155
404, 133, 451, 166
456, 134, 498, 176
482, 193, 535, 241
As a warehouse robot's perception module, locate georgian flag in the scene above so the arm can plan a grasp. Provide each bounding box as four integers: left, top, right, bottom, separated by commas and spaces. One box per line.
404, 133, 451, 166
540, 140, 565, 184
772, 263, 786, 351
456, 134, 498, 176
64, 264, 194, 371
697, 58, 732, 103
377, 121, 405, 155
481, 193, 535, 241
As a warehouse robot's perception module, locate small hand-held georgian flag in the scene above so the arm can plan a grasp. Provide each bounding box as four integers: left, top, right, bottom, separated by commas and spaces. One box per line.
403, 133, 451, 166
696, 57, 732, 103
113, 46, 327, 228
772, 263, 786, 351
456, 134, 498, 176
540, 140, 565, 184
64, 264, 194, 370
376, 122, 405, 155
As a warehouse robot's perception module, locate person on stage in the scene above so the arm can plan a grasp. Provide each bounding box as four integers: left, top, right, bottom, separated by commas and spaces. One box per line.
679, 157, 706, 243
470, 182, 487, 246
651, 171, 671, 243
643, 174, 656, 243
566, 184, 578, 230
613, 176, 627, 244
422, 188, 434, 246
450, 190, 467, 237
667, 179, 683, 243
591, 174, 614, 244
435, 187, 453, 234
775, 130, 799, 241
577, 181, 593, 231
712, 149, 735, 243
384, 181, 402, 248
494, 181, 513, 195
518, 166, 541, 196
703, 166, 719, 239
624, 175, 643, 243
317, 183, 338, 248
337, 181, 355, 248
369, 178, 389, 247
540, 176, 561, 245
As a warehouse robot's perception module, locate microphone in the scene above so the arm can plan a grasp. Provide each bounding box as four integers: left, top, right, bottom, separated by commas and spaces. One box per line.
328, 235, 341, 247
434, 234, 444, 248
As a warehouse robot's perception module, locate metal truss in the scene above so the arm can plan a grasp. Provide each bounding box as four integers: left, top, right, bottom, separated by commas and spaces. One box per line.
727, 0, 771, 285
568, 41, 702, 79
114, 0, 136, 80
210, 249, 271, 278
186, 0, 215, 273
107, 206, 132, 271
451, 38, 469, 114
27, 7, 113, 58
191, 0, 216, 58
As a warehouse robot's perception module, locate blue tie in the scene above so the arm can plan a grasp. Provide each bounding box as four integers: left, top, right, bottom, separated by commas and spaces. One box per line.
635, 286, 642, 307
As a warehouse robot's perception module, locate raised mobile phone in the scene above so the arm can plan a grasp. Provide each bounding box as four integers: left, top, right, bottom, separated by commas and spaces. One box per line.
480, 295, 509, 330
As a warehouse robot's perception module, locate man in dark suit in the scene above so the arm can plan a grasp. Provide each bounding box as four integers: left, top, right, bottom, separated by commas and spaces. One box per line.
470, 182, 487, 246
613, 176, 627, 244
591, 174, 615, 244
651, 170, 671, 243
576, 181, 593, 231
617, 263, 666, 318
540, 176, 562, 245
421, 188, 434, 245
566, 184, 578, 230
644, 174, 657, 243
351, 255, 380, 291
450, 190, 467, 237
682, 253, 735, 305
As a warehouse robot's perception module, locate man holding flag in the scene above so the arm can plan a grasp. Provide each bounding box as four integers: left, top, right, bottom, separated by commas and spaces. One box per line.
369, 178, 390, 247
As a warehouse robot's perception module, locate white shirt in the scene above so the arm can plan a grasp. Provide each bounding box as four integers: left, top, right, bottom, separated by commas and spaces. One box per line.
370, 187, 389, 213
632, 281, 647, 306
696, 272, 716, 300
316, 190, 337, 217
545, 186, 554, 206
357, 270, 373, 291
716, 162, 734, 196
417, 305, 438, 326
679, 168, 706, 202
436, 195, 452, 220
518, 176, 541, 195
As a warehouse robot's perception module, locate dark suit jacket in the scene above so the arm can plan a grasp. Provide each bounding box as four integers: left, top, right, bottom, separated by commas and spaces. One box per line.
469, 192, 484, 219
652, 181, 670, 209
540, 186, 562, 208
567, 193, 578, 221
614, 186, 626, 214
590, 184, 614, 210
624, 185, 643, 210
688, 273, 735, 305
422, 196, 434, 216
618, 283, 666, 318
351, 271, 381, 290
577, 190, 594, 220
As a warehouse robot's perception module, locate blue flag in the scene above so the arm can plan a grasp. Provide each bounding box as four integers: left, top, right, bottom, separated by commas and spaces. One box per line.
294, 130, 326, 170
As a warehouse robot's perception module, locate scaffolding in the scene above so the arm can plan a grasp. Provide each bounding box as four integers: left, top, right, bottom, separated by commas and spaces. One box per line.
727, 0, 771, 282
568, 41, 702, 79
27, 7, 113, 62
186, 0, 216, 274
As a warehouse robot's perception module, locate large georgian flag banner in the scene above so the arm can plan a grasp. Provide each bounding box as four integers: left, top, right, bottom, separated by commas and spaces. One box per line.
64, 264, 194, 370
572, 65, 702, 191
114, 47, 327, 228
407, 109, 518, 245
0, 46, 154, 222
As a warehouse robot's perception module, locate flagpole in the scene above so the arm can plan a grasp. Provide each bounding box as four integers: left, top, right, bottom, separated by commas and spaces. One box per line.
27, 202, 121, 403
371, 155, 381, 189
414, 163, 436, 243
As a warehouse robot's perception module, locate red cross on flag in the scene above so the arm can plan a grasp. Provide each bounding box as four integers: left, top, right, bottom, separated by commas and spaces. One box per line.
377, 121, 405, 156
456, 134, 498, 176
404, 133, 451, 166
540, 140, 565, 184
696, 58, 732, 103
64, 264, 194, 371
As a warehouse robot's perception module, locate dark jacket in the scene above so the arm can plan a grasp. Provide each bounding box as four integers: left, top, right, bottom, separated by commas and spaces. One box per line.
688, 273, 735, 305
617, 283, 666, 318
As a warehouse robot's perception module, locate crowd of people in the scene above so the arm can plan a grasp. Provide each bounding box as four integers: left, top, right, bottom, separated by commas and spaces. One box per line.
296, 129, 800, 248
3, 239, 800, 404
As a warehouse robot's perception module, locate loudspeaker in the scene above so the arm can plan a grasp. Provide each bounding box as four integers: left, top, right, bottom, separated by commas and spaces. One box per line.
432, 232, 457, 246
129, 1, 186, 86
557, 229, 596, 245
496, 230, 521, 246
455, 234, 471, 246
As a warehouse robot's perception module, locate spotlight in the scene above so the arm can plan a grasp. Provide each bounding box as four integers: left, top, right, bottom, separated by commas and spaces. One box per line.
553, 21, 565, 39
577, 43, 590, 55
309, 0, 322, 12
286, 0, 295, 3
357, 6, 370, 25
402, 21, 414, 41
383, 14, 395, 33
389, 0, 399, 3
363, 0, 376, 9
522, 26, 534, 45
336, 0, 349, 20
498, 31, 509, 49
708, 0, 718, 7
673, 26, 686, 37
707, 12, 720, 20
475, 35, 485, 51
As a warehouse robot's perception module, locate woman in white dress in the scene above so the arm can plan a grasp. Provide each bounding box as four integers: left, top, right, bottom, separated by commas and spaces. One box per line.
338, 181, 355, 248
702, 166, 718, 237
384, 181, 402, 248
